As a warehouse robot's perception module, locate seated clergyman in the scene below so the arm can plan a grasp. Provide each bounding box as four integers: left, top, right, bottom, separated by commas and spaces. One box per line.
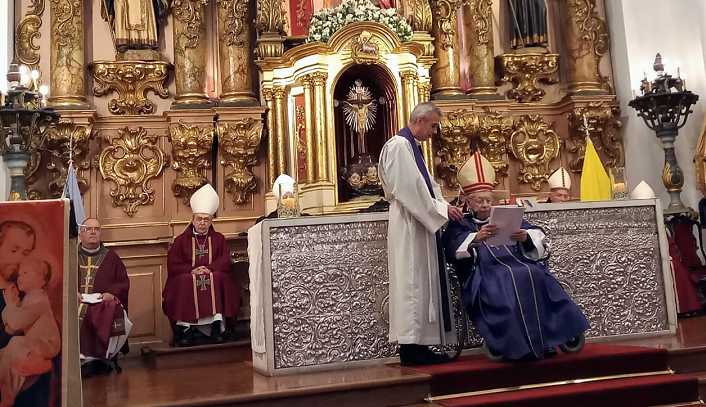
162, 184, 240, 347
442, 152, 589, 360
78, 218, 132, 376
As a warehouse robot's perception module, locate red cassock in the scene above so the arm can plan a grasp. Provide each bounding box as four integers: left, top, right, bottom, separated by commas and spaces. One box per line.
668, 221, 705, 314
79, 247, 130, 359
162, 225, 239, 323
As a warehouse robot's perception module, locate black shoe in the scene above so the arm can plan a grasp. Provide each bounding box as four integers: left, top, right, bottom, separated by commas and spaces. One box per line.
399, 344, 450, 366
210, 321, 224, 344
81, 360, 112, 377
175, 327, 194, 347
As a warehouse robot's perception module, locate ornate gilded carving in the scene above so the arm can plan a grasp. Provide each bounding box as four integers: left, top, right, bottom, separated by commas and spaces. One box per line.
470, 0, 492, 44
509, 115, 560, 191
561, 0, 611, 93
478, 113, 514, 180
172, 0, 208, 48
410, 0, 433, 32
49, 0, 87, 108
17, 0, 45, 68
43, 120, 93, 197
499, 53, 559, 103
218, 0, 249, 46
351, 31, 381, 65
169, 122, 213, 204
92, 61, 170, 115
567, 103, 624, 172
218, 118, 264, 204
255, 0, 287, 58
431, 0, 463, 50
99, 127, 167, 216
569, 0, 609, 60
173, 0, 210, 105
418, 81, 432, 102
437, 109, 481, 188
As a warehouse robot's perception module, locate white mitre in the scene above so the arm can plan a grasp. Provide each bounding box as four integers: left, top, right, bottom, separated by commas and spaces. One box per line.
190, 184, 219, 215
272, 174, 296, 197
629, 181, 656, 199
548, 167, 571, 190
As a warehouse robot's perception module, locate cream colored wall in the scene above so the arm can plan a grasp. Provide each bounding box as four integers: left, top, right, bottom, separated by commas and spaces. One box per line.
606, 0, 706, 210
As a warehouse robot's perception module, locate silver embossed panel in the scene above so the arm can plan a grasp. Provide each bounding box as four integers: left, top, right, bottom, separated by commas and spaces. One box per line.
269, 221, 396, 369
265, 204, 672, 371
525, 205, 669, 337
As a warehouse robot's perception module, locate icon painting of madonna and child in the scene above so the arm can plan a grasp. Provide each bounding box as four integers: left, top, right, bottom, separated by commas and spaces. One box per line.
0, 199, 75, 407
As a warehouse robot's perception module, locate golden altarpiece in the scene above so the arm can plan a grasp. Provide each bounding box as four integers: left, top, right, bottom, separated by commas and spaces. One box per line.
12, 0, 624, 348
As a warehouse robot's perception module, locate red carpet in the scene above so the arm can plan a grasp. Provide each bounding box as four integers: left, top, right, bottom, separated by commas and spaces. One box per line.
436, 374, 699, 407
409, 344, 669, 395
405, 344, 701, 406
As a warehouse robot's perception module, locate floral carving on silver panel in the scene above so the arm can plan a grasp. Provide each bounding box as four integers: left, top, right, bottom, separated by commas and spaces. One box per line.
525, 206, 669, 337
269, 221, 395, 369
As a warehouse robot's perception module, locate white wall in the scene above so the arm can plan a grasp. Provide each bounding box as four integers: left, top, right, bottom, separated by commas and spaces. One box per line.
606, 0, 706, 210
0, 1, 11, 200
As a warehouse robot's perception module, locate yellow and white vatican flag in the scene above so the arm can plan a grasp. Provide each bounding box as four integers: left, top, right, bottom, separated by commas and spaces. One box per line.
580, 136, 612, 201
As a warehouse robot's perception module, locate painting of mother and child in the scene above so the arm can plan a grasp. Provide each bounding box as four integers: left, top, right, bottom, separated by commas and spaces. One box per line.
0, 199, 73, 407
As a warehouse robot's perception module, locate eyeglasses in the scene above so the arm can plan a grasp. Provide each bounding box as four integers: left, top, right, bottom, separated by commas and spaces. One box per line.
193, 217, 212, 223
80, 226, 100, 233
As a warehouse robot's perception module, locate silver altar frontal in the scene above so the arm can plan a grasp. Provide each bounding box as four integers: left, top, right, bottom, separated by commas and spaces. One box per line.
248, 199, 677, 376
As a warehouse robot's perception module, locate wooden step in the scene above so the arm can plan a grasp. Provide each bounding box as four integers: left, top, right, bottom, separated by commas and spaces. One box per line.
141, 339, 252, 370
428, 373, 699, 407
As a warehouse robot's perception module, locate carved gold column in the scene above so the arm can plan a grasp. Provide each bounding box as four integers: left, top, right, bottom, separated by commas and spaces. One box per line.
263, 88, 277, 184
401, 70, 419, 124
217, 0, 257, 105
559, 0, 610, 94
273, 86, 288, 177
49, 0, 88, 108
312, 72, 329, 182
430, 0, 465, 99
255, 0, 287, 58
301, 76, 316, 183
463, 0, 497, 97
172, 0, 210, 107
418, 81, 432, 103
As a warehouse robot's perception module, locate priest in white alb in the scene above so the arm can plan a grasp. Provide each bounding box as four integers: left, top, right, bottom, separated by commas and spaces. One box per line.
378, 102, 464, 366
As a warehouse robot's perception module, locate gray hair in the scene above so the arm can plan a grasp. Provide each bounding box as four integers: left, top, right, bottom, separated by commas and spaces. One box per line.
409, 102, 442, 124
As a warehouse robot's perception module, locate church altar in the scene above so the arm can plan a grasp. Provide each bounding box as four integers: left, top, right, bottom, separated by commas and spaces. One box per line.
248, 199, 676, 376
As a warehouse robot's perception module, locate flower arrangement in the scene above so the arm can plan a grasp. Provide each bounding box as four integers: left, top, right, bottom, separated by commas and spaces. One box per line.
308, 0, 413, 43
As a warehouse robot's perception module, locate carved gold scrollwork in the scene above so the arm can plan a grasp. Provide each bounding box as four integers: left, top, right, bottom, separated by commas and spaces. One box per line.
437, 109, 481, 188
478, 113, 514, 180
218, 118, 263, 205
431, 0, 464, 50
509, 115, 560, 191
99, 127, 167, 216
567, 103, 624, 172
499, 53, 559, 103
169, 122, 213, 204
255, 0, 287, 58
17, 0, 45, 68
43, 120, 93, 197
569, 0, 609, 60
218, 0, 249, 47
410, 0, 433, 32
91, 61, 170, 115
470, 0, 492, 45
172, 0, 209, 48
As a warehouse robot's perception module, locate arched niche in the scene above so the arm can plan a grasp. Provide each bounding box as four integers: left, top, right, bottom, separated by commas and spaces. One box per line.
333, 63, 398, 202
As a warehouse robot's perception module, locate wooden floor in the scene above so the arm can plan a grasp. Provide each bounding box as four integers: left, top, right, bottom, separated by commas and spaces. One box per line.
83, 316, 706, 407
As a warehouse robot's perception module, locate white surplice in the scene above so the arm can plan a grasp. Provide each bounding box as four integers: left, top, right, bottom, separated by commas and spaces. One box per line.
379, 135, 450, 345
